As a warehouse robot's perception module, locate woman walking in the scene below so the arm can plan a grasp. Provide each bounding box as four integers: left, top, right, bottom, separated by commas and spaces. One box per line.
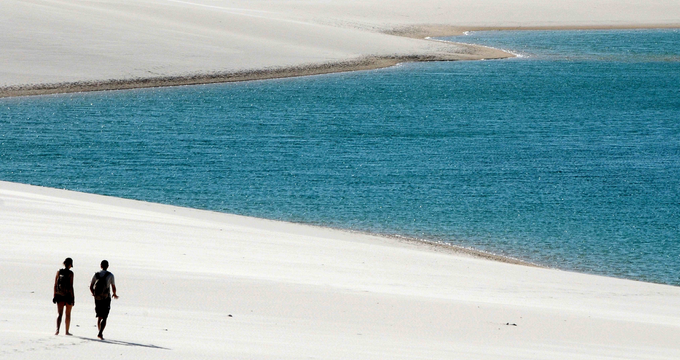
53, 257, 75, 335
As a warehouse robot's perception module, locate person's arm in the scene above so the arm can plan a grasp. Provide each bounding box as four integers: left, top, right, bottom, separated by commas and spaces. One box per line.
54, 271, 60, 295
90, 275, 96, 296
110, 274, 118, 298
69, 272, 75, 304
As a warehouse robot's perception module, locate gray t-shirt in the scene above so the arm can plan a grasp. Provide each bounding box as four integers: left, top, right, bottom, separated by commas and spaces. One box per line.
91, 270, 115, 299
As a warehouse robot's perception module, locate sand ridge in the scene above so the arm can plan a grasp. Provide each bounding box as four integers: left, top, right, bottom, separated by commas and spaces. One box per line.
0, 46, 510, 98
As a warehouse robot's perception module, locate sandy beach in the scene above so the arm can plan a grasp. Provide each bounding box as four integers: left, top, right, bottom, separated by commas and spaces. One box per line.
2, 180, 680, 359
2, 0, 680, 358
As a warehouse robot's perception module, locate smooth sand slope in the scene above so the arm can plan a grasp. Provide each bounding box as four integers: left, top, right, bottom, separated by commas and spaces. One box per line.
2, 181, 680, 359
2, 0, 680, 96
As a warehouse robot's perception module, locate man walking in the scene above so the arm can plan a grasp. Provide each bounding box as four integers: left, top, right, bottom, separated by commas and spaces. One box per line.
90, 260, 118, 340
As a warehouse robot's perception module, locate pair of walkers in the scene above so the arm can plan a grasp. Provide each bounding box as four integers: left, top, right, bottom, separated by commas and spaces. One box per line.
53, 258, 119, 340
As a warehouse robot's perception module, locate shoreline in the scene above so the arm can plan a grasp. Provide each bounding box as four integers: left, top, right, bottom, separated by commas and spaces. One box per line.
2, 24, 677, 99
1, 180, 671, 286
10, 180, 678, 286
293, 223, 542, 268
0, 43, 511, 98
11, 181, 679, 286
1, 179, 538, 269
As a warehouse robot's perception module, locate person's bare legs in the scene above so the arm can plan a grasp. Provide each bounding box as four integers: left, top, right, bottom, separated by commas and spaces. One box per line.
64, 304, 73, 335
55, 302, 64, 335
97, 317, 107, 340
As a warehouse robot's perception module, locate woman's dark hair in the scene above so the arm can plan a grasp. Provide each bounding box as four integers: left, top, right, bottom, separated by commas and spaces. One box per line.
63, 257, 73, 267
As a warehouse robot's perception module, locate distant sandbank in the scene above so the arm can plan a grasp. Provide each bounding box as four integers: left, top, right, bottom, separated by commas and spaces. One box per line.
3, 24, 678, 98
0, 43, 510, 98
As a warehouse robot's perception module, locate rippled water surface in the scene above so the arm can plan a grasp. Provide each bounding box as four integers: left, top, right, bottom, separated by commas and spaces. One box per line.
2, 30, 679, 285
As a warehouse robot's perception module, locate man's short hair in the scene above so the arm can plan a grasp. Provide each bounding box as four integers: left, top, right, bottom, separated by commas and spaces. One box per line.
101, 260, 109, 270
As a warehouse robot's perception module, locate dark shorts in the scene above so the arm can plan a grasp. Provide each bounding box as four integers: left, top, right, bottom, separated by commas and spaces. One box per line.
54, 294, 75, 306
94, 298, 111, 319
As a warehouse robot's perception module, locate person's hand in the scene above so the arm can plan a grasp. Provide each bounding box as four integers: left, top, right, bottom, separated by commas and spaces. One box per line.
113, 294, 119, 299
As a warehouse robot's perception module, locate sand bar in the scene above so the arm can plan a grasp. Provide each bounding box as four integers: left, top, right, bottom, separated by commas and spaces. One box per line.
2, 0, 679, 96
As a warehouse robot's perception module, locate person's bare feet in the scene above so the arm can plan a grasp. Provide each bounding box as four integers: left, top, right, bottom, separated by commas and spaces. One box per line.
55, 330, 59, 335
65, 332, 73, 336
97, 333, 104, 340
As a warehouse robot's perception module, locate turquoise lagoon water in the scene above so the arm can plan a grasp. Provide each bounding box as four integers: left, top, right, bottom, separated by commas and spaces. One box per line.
1, 30, 679, 285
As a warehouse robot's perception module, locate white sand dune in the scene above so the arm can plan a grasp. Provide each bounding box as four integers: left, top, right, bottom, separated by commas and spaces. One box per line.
0, 0, 493, 91
2, 181, 680, 359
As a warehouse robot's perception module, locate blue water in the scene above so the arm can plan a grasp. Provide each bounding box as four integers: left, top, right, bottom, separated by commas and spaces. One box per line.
1, 30, 679, 285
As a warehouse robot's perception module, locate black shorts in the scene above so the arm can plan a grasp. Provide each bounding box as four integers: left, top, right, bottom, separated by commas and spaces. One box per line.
54, 294, 74, 306
94, 298, 111, 319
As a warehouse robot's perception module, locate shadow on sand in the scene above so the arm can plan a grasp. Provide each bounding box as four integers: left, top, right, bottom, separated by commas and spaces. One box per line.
75, 336, 170, 350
